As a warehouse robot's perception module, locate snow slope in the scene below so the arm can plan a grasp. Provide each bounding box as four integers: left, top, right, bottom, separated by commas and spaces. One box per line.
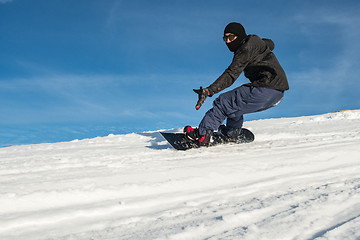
0, 110, 359, 240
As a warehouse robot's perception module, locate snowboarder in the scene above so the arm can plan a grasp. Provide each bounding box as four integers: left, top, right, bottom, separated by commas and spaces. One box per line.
185, 22, 289, 146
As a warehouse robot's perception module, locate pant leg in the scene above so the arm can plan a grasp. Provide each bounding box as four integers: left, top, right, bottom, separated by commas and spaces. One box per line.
198, 88, 238, 136
223, 86, 284, 136
198, 85, 284, 136
226, 114, 244, 130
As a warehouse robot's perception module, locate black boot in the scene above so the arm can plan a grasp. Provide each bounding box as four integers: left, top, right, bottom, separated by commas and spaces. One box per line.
218, 125, 242, 142
184, 126, 200, 141
198, 129, 212, 147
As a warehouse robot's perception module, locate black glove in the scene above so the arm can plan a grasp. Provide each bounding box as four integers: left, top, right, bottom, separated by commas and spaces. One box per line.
193, 87, 210, 110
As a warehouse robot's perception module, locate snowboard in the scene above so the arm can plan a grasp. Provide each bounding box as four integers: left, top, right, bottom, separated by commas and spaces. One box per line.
160, 128, 254, 151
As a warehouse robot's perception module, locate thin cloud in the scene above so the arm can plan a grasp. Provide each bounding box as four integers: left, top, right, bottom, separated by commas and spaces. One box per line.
292, 7, 360, 85
0, 0, 14, 4
284, 5, 360, 113
0, 72, 207, 124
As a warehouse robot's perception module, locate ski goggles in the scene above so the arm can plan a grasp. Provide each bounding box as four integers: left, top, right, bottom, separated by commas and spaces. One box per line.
223, 34, 237, 42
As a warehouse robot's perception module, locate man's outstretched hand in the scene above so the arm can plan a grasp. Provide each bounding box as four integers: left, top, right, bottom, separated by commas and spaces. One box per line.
194, 87, 210, 110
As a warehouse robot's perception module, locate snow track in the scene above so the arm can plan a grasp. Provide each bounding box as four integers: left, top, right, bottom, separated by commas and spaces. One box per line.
1, 110, 360, 240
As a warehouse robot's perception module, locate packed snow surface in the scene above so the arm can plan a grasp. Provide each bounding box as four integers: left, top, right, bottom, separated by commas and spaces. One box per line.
1, 110, 360, 240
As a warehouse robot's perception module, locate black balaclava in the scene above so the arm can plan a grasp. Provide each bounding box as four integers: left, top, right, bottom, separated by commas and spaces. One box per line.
224, 22, 247, 52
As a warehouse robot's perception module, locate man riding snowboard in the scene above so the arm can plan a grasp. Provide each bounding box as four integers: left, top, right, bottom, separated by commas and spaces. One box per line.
185, 22, 289, 146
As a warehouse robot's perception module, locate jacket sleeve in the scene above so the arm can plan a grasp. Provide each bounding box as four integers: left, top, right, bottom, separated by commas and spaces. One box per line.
207, 47, 251, 96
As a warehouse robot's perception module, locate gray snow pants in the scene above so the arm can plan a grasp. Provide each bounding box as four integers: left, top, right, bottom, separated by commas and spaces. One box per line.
198, 85, 284, 136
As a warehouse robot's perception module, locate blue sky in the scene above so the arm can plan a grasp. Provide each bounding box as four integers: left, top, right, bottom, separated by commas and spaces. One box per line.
1, 0, 359, 146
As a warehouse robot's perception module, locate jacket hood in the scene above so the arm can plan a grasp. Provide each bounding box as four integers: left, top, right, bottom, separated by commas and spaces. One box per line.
262, 38, 275, 51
